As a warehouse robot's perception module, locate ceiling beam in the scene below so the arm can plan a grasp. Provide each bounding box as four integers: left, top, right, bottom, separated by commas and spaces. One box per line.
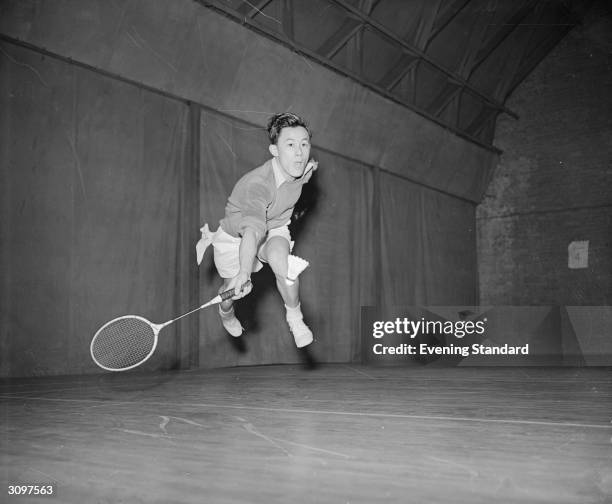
427, 82, 462, 118
316, 18, 364, 59
428, 6, 495, 124
377, 0, 441, 91
236, 0, 275, 19
377, 53, 418, 91
316, 0, 386, 60
350, 0, 383, 73
195, 0, 505, 152
392, 0, 443, 48
412, 0, 443, 48
424, 0, 471, 50
464, 105, 496, 138
327, 0, 517, 118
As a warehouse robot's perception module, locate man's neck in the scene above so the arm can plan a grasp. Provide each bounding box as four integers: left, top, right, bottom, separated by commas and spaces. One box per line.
271, 157, 290, 188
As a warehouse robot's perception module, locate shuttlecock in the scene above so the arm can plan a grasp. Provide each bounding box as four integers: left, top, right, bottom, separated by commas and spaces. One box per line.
285, 255, 309, 286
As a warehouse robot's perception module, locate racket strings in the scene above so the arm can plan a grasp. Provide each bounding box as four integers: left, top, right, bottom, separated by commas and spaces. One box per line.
91, 317, 157, 370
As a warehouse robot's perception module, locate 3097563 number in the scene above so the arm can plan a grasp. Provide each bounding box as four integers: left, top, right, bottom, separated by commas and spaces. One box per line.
7, 484, 55, 497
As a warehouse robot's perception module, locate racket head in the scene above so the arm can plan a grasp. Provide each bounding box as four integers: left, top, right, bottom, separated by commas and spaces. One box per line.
90, 315, 161, 372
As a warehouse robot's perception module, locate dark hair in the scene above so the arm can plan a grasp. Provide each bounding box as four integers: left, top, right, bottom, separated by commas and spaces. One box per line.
266, 112, 311, 145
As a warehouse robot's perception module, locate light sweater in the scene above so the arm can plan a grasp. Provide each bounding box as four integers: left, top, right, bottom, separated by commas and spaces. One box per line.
219, 158, 309, 242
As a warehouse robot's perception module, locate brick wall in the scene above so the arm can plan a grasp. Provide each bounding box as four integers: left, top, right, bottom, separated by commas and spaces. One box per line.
477, 1, 612, 305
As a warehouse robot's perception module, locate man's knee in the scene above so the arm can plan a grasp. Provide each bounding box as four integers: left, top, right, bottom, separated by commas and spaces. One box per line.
264, 238, 289, 272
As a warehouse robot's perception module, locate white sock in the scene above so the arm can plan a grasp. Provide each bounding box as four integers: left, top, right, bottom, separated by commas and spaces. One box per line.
284, 303, 312, 347
285, 303, 303, 320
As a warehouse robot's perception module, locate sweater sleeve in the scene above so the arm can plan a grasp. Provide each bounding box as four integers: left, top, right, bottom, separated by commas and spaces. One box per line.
237, 180, 270, 242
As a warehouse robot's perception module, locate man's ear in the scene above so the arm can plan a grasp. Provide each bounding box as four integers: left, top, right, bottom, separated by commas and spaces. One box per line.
268, 144, 279, 157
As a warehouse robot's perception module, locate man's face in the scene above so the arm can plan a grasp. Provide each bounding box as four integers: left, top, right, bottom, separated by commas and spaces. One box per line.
269, 126, 311, 179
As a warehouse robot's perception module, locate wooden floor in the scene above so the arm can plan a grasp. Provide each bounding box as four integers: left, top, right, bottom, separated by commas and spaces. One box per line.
1, 364, 611, 504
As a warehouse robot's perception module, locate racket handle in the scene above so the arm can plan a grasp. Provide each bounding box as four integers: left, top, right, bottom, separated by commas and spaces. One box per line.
220, 280, 252, 301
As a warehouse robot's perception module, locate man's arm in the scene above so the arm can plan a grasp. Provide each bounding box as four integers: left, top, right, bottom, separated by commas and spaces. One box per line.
226, 174, 272, 299
227, 227, 259, 299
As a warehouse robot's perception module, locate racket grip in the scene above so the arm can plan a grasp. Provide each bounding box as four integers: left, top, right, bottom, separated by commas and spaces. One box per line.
220, 280, 252, 300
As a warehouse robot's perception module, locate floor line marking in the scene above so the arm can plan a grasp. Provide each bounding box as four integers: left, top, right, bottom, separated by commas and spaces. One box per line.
342, 364, 378, 380
1, 394, 611, 430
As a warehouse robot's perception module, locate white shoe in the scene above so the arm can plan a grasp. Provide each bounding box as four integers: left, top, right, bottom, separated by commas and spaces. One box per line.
286, 315, 313, 348
219, 306, 243, 337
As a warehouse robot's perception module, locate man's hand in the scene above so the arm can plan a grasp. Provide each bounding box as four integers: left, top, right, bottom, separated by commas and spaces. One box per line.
227, 271, 252, 300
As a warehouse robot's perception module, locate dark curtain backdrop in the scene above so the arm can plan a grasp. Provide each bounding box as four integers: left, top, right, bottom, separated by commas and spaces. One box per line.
197, 112, 375, 366
380, 173, 478, 307
1, 42, 483, 377
374, 175, 478, 366
2, 0, 606, 375
0, 43, 190, 376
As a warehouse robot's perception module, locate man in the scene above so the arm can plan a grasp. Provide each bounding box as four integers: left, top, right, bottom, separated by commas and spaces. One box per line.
197, 112, 317, 348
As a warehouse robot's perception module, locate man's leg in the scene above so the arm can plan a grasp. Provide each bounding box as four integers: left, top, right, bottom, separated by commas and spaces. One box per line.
261, 236, 298, 306
260, 236, 313, 347
218, 277, 243, 337
212, 228, 251, 337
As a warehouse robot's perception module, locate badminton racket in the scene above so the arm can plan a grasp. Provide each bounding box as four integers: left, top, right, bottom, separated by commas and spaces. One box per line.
90, 282, 250, 372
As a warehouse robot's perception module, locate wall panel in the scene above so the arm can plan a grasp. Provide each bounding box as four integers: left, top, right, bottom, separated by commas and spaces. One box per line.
0, 43, 189, 377
380, 174, 477, 307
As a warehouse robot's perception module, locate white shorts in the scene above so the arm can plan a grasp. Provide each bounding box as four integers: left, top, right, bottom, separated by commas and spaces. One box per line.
212, 224, 294, 279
